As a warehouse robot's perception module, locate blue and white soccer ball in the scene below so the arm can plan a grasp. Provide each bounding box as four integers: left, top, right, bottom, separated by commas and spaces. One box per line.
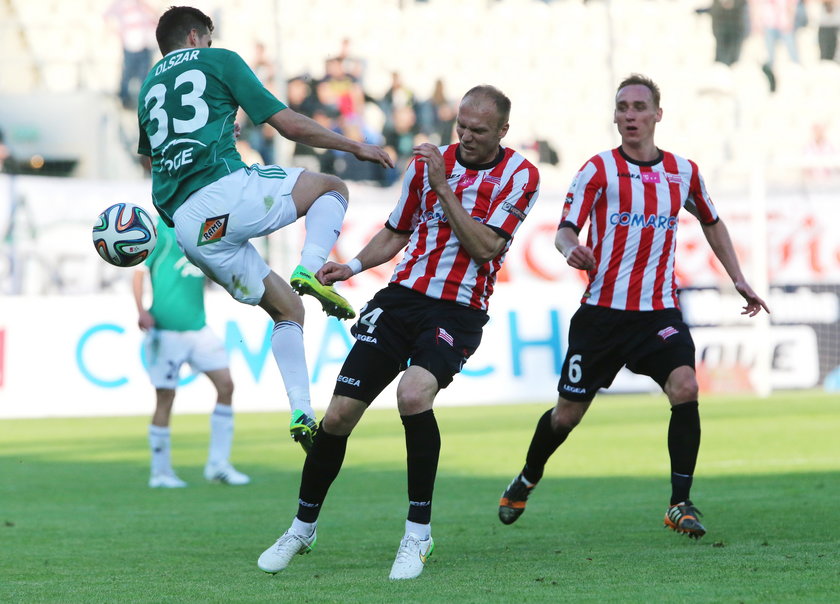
92, 203, 157, 267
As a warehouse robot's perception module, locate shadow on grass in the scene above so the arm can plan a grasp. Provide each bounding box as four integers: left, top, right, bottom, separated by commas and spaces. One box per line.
2, 454, 838, 602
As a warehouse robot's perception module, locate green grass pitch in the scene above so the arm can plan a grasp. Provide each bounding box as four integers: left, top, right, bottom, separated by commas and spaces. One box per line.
1, 391, 838, 603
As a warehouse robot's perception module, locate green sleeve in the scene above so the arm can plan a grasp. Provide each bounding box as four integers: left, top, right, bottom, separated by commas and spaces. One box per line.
137, 115, 151, 156
223, 51, 287, 125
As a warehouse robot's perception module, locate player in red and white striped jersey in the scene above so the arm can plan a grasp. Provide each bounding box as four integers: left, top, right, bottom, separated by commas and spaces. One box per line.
499, 74, 769, 540
259, 86, 539, 579
387, 140, 539, 310
561, 145, 718, 312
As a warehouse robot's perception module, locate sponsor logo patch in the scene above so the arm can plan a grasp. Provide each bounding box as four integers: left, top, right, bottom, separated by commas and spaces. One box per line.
483, 174, 502, 186
609, 212, 678, 230
437, 327, 454, 347
641, 172, 661, 184
665, 173, 683, 185
658, 326, 679, 341
458, 173, 478, 188
502, 202, 527, 221
197, 214, 229, 246
337, 374, 361, 386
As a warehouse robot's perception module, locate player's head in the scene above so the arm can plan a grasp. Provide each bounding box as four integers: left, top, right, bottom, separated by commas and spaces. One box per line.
614, 74, 662, 148
156, 6, 214, 55
456, 85, 510, 165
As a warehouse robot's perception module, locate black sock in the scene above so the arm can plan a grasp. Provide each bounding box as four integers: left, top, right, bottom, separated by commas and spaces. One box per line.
401, 410, 440, 525
296, 425, 348, 523
668, 400, 700, 505
522, 408, 571, 485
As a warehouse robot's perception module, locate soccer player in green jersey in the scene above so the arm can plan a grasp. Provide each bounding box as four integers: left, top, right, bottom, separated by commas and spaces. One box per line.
137, 6, 393, 452
134, 219, 249, 488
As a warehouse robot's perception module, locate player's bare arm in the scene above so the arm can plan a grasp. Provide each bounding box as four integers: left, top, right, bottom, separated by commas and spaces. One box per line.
267, 109, 394, 168
701, 220, 770, 316
317, 227, 411, 285
413, 142, 505, 264
131, 269, 156, 331
555, 226, 596, 271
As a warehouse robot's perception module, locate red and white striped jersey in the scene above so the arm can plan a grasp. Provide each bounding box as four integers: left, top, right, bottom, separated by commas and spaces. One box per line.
561, 147, 718, 311
387, 144, 540, 311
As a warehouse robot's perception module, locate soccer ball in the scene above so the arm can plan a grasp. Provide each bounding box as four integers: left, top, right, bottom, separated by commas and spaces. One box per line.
92, 203, 157, 267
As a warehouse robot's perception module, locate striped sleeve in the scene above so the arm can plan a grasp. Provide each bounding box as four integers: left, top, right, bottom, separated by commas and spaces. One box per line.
684, 160, 719, 225
485, 159, 540, 238
387, 157, 424, 233
561, 155, 605, 231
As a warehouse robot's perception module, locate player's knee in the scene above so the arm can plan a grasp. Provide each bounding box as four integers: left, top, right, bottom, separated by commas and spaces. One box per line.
396, 389, 433, 416
323, 174, 349, 200
216, 377, 234, 402
551, 403, 584, 432
155, 389, 175, 411
261, 292, 305, 324
322, 398, 364, 435
666, 377, 699, 404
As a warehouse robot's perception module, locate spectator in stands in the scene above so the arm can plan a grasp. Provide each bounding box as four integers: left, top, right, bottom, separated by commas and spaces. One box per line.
417, 78, 457, 146
384, 104, 419, 167
816, 0, 840, 61
380, 72, 419, 167
381, 72, 416, 120
317, 57, 366, 124
337, 37, 367, 84
751, 0, 800, 92
104, 0, 157, 109
286, 76, 325, 172
696, 1, 749, 66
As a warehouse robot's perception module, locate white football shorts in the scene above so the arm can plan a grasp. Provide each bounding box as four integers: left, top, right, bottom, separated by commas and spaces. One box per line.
143, 326, 229, 390
173, 164, 304, 305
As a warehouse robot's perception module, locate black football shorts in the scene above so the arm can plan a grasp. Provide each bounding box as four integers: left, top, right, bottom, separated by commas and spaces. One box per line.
557, 304, 696, 402
333, 284, 489, 404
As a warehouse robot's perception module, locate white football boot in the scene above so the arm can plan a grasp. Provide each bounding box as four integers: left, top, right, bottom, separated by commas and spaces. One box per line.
389, 533, 434, 580
149, 471, 187, 488
257, 530, 316, 574
203, 461, 251, 485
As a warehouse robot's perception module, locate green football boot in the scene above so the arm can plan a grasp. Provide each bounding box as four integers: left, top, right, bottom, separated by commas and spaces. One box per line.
289, 410, 317, 454
290, 265, 356, 320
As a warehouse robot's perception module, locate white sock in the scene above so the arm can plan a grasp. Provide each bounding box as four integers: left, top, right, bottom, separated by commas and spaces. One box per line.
148, 425, 172, 476
271, 321, 315, 418
291, 517, 317, 537
299, 191, 348, 272
405, 520, 431, 540
208, 403, 234, 467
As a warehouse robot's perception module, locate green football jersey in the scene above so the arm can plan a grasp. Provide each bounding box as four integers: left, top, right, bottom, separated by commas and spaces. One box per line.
145, 218, 207, 331
137, 47, 286, 226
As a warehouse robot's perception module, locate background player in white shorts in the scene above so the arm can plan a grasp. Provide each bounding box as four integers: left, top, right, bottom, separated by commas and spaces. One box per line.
134, 219, 249, 488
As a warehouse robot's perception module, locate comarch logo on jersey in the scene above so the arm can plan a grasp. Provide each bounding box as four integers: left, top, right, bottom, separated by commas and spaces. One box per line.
610, 212, 678, 230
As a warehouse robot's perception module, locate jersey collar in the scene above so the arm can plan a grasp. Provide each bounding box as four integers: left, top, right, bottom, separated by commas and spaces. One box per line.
617, 145, 663, 167
456, 145, 505, 171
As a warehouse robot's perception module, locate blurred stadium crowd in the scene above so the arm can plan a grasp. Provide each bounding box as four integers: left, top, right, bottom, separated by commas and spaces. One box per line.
0, 0, 839, 192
